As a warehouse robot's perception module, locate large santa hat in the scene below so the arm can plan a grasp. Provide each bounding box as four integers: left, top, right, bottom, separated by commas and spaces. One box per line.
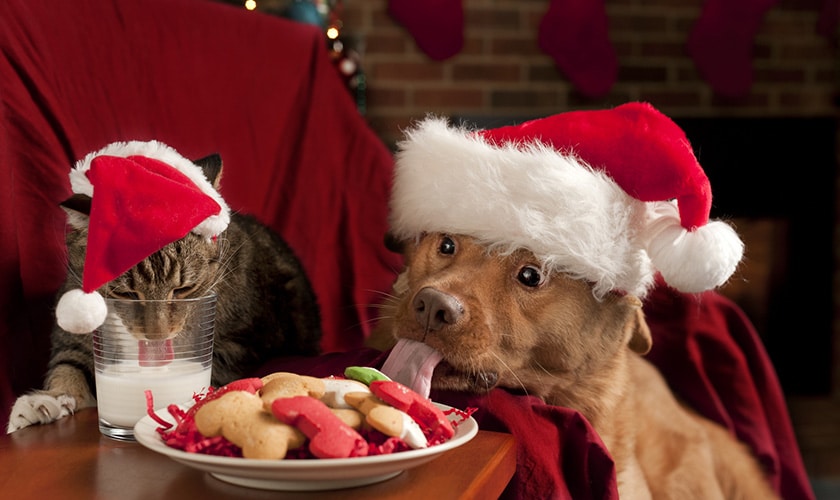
55, 140, 231, 334
389, 102, 743, 298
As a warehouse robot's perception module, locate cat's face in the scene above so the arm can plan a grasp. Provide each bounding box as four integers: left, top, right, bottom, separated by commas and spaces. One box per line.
62, 153, 225, 341
101, 234, 222, 341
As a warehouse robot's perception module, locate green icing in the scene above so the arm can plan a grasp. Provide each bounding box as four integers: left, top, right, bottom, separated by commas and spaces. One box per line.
344, 366, 391, 385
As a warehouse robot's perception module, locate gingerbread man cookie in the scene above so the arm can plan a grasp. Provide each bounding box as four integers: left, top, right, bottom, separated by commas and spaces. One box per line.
194, 390, 305, 459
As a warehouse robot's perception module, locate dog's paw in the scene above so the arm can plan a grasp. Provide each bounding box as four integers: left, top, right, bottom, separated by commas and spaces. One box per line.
6, 393, 77, 433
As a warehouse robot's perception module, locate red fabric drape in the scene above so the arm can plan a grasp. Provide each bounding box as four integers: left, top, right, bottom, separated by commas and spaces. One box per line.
0, 0, 400, 420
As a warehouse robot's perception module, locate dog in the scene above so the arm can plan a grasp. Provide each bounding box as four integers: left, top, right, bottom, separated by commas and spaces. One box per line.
371, 232, 779, 499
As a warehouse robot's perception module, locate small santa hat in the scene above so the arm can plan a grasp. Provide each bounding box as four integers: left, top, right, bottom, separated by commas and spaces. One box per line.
389, 102, 743, 298
55, 140, 231, 334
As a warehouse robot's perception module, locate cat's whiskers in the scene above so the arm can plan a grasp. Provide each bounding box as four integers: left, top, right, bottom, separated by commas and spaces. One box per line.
206, 235, 245, 291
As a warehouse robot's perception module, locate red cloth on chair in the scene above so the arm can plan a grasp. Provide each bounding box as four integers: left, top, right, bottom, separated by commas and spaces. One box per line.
643, 279, 814, 500
0, 0, 400, 421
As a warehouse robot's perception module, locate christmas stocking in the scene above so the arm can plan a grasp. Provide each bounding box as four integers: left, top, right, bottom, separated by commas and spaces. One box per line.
537, 0, 618, 98
388, 0, 464, 61
817, 0, 839, 44
687, 0, 779, 97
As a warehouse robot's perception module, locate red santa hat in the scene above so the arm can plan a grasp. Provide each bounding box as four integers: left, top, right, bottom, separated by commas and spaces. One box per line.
55, 140, 231, 334
389, 102, 743, 298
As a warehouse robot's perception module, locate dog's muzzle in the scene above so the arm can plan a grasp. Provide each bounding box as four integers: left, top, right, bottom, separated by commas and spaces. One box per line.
412, 287, 500, 393
470, 371, 499, 392
413, 287, 464, 331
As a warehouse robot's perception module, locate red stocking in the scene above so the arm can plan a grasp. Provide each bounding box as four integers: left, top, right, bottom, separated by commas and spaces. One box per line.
537, 0, 618, 98
687, 0, 779, 97
388, 0, 464, 61
817, 0, 839, 44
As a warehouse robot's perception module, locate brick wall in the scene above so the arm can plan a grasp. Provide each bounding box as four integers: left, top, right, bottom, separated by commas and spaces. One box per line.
337, 0, 838, 146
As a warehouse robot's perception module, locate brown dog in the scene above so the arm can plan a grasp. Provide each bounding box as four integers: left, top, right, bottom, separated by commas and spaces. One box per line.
371, 233, 778, 499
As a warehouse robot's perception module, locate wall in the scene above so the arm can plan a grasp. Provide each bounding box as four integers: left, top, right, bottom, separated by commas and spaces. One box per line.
339, 0, 838, 145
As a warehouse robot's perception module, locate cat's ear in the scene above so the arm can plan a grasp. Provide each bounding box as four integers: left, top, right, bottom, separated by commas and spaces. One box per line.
192, 153, 223, 189
60, 193, 91, 230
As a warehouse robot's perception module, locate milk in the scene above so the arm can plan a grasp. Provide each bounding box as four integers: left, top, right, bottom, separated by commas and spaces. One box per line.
95, 361, 211, 427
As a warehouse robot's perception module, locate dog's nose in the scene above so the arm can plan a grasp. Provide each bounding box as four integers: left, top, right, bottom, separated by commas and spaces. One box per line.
413, 287, 464, 331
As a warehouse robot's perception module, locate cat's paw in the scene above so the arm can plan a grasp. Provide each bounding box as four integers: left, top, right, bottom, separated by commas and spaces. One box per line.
6, 393, 77, 433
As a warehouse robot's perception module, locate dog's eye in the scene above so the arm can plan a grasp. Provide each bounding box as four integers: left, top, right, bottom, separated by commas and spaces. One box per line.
438, 236, 456, 255
517, 266, 543, 287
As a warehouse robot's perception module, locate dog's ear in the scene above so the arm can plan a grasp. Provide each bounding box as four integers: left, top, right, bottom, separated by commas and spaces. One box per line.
384, 232, 405, 254
622, 296, 652, 354
628, 309, 652, 354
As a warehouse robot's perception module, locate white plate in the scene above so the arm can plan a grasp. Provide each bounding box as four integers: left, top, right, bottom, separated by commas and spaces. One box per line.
134, 402, 478, 491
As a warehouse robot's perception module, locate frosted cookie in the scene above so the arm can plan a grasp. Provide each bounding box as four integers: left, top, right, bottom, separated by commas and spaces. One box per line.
193, 390, 304, 459
320, 377, 370, 409
271, 395, 368, 458
344, 391, 427, 449
344, 366, 391, 385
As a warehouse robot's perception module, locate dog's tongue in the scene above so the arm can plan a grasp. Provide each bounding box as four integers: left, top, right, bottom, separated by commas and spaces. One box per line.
380, 338, 443, 399
138, 339, 174, 367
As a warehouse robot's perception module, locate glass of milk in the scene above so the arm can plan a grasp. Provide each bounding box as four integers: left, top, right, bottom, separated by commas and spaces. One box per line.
93, 293, 216, 440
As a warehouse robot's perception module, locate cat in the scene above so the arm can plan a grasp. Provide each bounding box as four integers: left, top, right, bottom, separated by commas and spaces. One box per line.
6, 153, 322, 433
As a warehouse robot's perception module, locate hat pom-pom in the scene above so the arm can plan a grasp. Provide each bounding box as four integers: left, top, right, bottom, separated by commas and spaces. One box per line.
645, 205, 744, 293
56, 289, 108, 333
194, 212, 230, 240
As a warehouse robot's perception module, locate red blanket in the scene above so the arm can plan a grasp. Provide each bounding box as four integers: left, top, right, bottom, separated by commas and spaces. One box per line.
0, 0, 400, 420
259, 281, 814, 500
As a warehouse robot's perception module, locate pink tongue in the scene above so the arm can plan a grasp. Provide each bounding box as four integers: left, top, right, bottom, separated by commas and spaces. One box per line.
139, 339, 174, 367
380, 338, 443, 399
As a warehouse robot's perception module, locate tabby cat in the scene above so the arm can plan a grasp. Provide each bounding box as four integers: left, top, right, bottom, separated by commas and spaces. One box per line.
6, 154, 322, 432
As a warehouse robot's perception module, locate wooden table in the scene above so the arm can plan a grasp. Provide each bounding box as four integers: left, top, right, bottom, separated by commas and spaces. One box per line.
0, 408, 516, 499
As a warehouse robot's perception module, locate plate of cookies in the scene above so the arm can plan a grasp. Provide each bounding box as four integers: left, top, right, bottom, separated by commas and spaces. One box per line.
133, 367, 478, 491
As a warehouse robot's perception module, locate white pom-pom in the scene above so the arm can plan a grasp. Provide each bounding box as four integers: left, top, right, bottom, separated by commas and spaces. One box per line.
56, 289, 108, 333
646, 217, 744, 294
193, 212, 230, 240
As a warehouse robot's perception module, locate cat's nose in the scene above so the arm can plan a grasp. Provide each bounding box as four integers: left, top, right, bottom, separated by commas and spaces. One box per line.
142, 309, 181, 340
413, 287, 464, 331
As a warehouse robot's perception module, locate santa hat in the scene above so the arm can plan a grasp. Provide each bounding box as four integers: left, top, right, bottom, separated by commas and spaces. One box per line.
389, 102, 743, 298
55, 140, 231, 334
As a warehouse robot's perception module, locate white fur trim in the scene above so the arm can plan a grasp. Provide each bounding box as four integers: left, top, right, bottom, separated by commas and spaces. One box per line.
56, 289, 108, 334
69, 140, 231, 238
391, 117, 655, 298
644, 202, 744, 293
